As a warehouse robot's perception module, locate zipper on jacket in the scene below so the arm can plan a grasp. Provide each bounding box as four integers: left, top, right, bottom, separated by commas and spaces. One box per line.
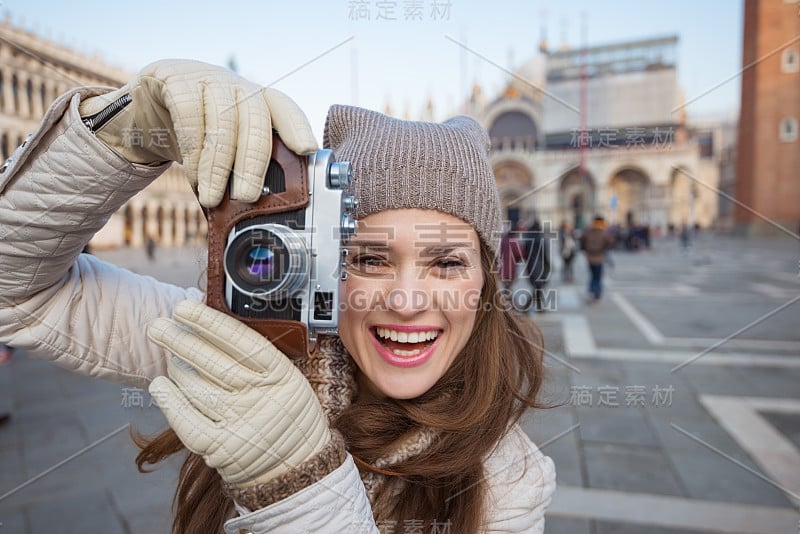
82, 93, 132, 133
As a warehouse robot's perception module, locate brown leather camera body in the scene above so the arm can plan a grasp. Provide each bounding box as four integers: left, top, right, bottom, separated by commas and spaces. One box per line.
203, 134, 311, 359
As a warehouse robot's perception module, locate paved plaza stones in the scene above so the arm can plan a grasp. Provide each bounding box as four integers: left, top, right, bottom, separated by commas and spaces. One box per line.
0, 234, 798, 532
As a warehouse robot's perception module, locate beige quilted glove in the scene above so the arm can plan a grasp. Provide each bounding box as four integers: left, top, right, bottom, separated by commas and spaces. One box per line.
79, 59, 318, 207
147, 300, 331, 488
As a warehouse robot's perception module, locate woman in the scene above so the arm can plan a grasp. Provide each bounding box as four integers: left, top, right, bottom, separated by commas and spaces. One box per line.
0, 60, 554, 533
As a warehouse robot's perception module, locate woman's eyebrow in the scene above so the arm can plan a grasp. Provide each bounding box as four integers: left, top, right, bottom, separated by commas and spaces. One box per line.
344, 240, 390, 250
419, 243, 476, 255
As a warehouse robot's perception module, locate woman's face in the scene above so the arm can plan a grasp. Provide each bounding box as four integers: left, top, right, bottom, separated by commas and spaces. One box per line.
339, 209, 484, 400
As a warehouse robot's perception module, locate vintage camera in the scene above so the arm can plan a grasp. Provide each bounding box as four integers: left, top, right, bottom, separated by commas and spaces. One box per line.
204, 134, 357, 358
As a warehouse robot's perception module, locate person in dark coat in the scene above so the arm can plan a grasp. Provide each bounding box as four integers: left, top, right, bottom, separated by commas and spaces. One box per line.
580, 215, 614, 302
523, 220, 551, 312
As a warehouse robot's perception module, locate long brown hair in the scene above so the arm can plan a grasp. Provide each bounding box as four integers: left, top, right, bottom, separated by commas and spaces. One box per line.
134, 241, 546, 533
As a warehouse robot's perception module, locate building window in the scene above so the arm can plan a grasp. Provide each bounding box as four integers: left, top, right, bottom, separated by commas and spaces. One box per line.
782, 49, 799, 73
779, 117, 798, 142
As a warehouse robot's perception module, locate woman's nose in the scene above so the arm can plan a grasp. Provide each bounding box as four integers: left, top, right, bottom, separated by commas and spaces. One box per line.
384, 266, 430, 317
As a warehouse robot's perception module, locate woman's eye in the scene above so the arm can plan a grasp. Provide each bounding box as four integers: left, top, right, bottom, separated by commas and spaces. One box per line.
434, 257, 466, 270
349, 255, 387, 270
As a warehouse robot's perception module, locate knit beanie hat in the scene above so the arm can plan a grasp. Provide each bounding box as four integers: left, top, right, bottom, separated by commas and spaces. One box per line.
322, 105, 502, 255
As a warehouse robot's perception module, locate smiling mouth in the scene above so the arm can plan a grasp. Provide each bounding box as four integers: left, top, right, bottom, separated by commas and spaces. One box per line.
372, 327, 441, 356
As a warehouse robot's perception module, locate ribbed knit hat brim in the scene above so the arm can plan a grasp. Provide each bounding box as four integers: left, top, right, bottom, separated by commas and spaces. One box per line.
323, 104, 501, 254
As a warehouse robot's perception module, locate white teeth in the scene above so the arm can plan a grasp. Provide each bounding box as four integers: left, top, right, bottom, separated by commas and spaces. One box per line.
391, 348, 422, 357
376, 328, 439, 344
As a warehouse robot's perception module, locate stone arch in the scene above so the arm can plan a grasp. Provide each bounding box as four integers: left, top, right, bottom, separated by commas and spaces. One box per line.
608, 166, 652, 226
493, 159, 535, 227
483, 99, 543, 151
493, 158, 534, 189
558, 165, 596, 230
488, 110, 538, 151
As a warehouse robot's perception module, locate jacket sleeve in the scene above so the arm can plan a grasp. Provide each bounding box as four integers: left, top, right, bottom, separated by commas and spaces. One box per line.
0, 87, 202, 388
483, 425, 557, 533
223, 425, 556, 534
223, 454, 379, 534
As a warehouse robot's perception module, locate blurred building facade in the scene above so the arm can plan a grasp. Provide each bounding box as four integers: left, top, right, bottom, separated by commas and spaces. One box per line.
469, 35, 729, 234
735, 0, 800, 236
0, 17, 204, 248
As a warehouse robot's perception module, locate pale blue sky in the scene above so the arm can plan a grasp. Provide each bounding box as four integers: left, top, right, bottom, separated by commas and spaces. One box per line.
6, 1, 743, 141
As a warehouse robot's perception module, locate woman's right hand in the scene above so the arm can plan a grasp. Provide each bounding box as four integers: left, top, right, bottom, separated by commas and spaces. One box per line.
146, 300, 332, 488
79, 59, 318, 207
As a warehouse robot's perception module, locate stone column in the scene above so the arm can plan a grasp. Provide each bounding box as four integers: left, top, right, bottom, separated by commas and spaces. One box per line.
145, 200, 159, 245
173, 203, 186, 247
2, 68, 14, 114
44, 79, 56, 109
197, 211, 208, 240
160, 202, 174, 247
130, 201, 145, 248
17, 73, 30, 118
30, 75, 43, 118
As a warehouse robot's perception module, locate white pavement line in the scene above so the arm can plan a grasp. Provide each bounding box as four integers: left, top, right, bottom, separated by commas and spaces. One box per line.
673, 295, 800, 372
575, 347, 800, 368
548, 485, 799, 534
699, 395, 800, 508
0, 423, 130, 503
511, 324, 581, 374
611, 292, 665, 345
561, 314, 597, 357
664, 336, 800, 353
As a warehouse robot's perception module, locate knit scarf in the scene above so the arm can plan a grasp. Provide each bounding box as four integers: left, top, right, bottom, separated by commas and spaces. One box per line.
294, 335, 440, 504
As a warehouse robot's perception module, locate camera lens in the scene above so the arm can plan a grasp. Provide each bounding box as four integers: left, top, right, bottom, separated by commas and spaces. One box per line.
224, 224, 308, 298
245, 246, 275, 280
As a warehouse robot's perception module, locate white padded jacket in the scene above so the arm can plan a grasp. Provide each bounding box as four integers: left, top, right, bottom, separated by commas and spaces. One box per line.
0, 88, 555, 533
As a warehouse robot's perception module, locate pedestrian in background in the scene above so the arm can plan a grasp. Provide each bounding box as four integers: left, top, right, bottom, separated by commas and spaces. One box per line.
146, 236, 157, 261
559, 222, 577, 283
679, 223, 691, 253
580, 215, 614, 303
0, 344, 12, 426
523, 219, 551, 312
499, 221, 524, 290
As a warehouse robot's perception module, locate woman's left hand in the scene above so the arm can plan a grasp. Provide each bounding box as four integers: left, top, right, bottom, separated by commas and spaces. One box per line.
146, 300, 331, 488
